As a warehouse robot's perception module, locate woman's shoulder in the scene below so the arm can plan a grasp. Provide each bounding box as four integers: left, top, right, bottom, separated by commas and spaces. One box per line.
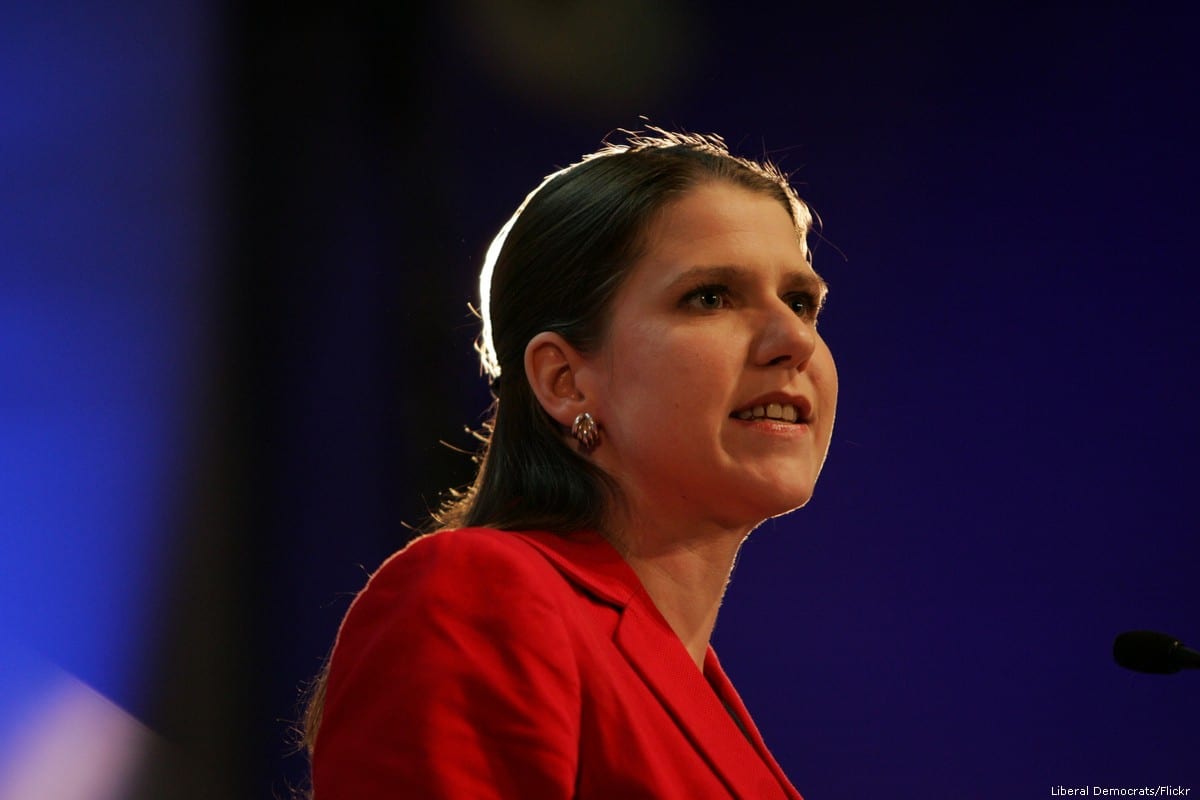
368, 526, 553, 586
342, 528, 569, 622
327, 528, 586, 684
318, 530, 589, 797
403, 525, 542, 557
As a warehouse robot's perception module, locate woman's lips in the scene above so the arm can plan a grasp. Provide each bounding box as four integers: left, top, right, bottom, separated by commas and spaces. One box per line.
732, 402, 802, 423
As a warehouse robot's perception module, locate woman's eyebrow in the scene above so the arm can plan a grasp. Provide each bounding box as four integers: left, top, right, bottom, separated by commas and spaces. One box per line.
783, 269, 830, 303
664, 265, 744, 288
665, 264, 828, 300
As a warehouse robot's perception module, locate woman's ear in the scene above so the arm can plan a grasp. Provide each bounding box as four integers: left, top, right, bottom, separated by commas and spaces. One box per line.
524, 331, 590, 427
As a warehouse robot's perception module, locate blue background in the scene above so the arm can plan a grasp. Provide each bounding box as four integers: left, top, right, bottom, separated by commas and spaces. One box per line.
3, 2, 1198, 797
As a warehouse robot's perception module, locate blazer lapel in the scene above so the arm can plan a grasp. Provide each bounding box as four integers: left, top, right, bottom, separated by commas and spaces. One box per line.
704, 648, 804, 800
614, 595, 797, 799
516, 530, 798, 799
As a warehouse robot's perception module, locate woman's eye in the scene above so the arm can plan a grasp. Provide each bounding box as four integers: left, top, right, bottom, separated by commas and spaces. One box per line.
684, 286, 728, 311
786, 292, 820, 319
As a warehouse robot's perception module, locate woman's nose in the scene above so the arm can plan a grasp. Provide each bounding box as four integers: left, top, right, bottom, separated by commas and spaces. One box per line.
753, 301, 816, 369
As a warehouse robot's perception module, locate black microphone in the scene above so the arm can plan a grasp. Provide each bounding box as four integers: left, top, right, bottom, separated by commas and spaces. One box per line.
1113, 630, 1200, 674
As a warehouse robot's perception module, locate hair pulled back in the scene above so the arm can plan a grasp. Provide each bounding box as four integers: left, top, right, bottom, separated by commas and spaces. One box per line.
436, 129, 815, 534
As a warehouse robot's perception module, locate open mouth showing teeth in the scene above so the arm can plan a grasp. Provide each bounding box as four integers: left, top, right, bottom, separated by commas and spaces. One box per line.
733, 403, 802, 423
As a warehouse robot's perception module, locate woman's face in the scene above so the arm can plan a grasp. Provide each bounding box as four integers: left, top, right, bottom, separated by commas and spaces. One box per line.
580, 181, 838, 533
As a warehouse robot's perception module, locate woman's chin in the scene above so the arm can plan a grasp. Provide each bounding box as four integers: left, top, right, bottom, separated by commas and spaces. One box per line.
732, 484, 817, 527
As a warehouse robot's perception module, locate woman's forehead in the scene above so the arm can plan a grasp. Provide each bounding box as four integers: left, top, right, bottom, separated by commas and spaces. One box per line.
630, 185, 816, 281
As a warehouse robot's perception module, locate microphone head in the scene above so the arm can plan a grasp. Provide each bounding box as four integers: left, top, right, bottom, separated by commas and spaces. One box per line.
1113, 630, 1185, 674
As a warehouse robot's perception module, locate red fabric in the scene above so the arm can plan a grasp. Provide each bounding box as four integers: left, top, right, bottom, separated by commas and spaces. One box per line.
313, 527, 803, 799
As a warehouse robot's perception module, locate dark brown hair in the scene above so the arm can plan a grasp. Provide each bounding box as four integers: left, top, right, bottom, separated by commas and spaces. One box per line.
301, 128, 813, 764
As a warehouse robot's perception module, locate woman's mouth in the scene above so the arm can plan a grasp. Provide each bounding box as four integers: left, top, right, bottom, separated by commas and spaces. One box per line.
732, 403, 802, 423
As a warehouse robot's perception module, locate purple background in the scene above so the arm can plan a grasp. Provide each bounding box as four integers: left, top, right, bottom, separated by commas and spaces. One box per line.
3, 3, 1197, 797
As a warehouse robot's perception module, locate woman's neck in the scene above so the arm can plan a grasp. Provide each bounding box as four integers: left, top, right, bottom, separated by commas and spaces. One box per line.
607, 515, 753, 671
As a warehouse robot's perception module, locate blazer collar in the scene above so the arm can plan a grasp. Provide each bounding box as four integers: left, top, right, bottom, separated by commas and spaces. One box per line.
514, 530, 801, 800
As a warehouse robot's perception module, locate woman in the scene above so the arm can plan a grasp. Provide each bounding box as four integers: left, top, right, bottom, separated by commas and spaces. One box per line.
307, 129, 837, 799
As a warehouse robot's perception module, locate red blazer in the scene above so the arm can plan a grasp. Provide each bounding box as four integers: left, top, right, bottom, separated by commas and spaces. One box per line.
313, 527, 803, 799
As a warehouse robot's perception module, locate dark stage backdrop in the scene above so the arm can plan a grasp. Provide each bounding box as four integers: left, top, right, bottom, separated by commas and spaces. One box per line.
3, 3, 1198, 798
